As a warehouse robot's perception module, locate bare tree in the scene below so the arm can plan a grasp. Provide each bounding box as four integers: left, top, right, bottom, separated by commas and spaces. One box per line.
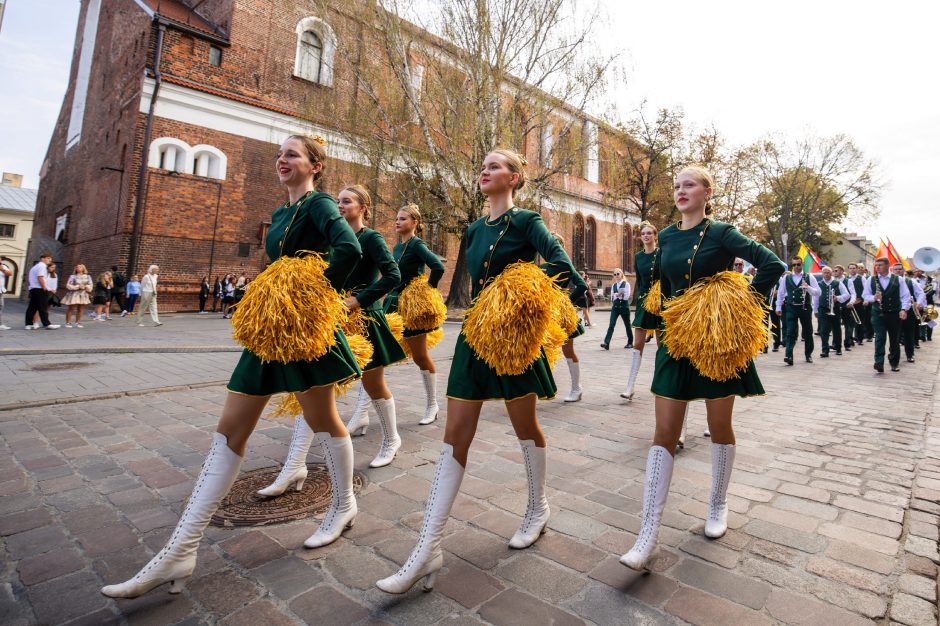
317, 0, 617, 306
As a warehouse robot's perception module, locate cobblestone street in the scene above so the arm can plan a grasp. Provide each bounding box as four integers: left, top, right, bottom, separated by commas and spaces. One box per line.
1, 315, 938, 625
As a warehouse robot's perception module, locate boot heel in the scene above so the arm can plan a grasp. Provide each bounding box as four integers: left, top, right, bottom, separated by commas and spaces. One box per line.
423, 571, 437, 591
294, 477, 306, 491
169, 576, 190, 594
351, 425, 367, 437
345, 517, 356, 530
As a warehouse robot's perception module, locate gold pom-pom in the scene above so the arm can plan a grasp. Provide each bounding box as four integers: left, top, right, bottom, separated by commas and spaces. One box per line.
398, 275, 447, 331
385, 311, 405, 342
342, 306, 368, 337
270, 393, 303, 420
541, 321, 569, 366
231, 255, 345, 363
463, 262, 572, 375
644, 280, 663, 316
661, 271, 768, 381
396, 326, 443, 357
345, 334, 374, 370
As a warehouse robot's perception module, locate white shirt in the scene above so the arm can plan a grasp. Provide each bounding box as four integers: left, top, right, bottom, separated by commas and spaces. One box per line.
141, 273, 158, 293
610, 280, 631, 302
45, 275, 58, 292
812, 279, 850, 313
834, 275, 856, 301
910, 278, 927, 308
775, 272, 821, 310
0, 261, 10, 294
861, 274, 912, 310
28, 261, 48, 290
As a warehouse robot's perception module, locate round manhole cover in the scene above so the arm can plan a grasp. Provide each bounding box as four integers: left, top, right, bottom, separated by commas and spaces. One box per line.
210, 463, 366, 527
25, 362, 94, 371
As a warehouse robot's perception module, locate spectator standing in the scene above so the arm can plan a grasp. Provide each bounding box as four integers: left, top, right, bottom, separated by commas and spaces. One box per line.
199, 276, 210, 314
62, 264, 93, 328
221, 274, 235, 318
234, 273, 247, 306
33, 263, 60, 326
137, 264, 162, 326
93, 272, 113, 321
581, 271, 595, 327
110, 265, 128, 317
125, 275, 141, 313
0, 259, 12, 330
212, 276, 222, 312
25, 252, 59, 330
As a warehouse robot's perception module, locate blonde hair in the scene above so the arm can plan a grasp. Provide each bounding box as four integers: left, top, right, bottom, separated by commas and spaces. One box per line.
489, 148, 528, 196
677, 165, 715, 215
638, 220, 658, 236
398, 203, 424, 235
286, 134, 328, 182
342, 184, 372, 221
74, 264, 87, 274
97, 271, 112, 286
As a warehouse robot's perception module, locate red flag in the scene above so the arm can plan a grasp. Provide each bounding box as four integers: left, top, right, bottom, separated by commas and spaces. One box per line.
886, 239, 910, 270
875, 239, 898, 266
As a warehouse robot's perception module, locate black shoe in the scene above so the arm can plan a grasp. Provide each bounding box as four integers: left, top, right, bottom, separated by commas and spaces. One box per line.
772, 346, 779, 352
600, 343, 609, 350
784, 357, 793, 366
625, 343, 633, 349
915, 345, 921, 350
844, 347, 851, 352
820, 353, 829, 358
874, 363, 884, 373
891, 365, 900, 372
835, 351, 842, 356
806, 356, 813, 363
907, 357, 915, 363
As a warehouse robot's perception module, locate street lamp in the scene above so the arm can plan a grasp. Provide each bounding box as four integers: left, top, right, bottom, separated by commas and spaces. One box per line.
781, 232, 789, 261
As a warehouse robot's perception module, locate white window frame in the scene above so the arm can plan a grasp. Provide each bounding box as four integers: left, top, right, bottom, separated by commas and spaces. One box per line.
294, 17, 336, 87
148, 138, 227, 180
583, 120, 599, 183
191, 144, 228, 180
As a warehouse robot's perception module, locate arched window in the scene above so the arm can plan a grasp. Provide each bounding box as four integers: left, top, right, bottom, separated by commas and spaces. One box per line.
294, 17, 336, 87
0, 257, 17, 294
572, 212, 585, 270
622, 223, 635, 273
149, 137, 191, 173
585, 216, 597, 270
191, 145, 228, 180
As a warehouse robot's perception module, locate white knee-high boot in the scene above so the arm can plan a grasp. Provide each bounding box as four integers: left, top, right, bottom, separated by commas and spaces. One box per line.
563, 359, 582, 402
620, 445, 674, 570
677, 404, 690, 449
257, 416, 314, 496
620, 349, 643, 399
705, 443, 735, 538
345, 383, 371, 436
376, 444, 464, 593
369, 397, 401, 468
509, 440, 550, 548
419, 370, 439, 425
101, 432, 243, 598
304, 433, 357, 548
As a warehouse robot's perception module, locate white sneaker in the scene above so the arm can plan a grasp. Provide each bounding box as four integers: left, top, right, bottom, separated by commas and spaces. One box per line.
120, 311, 128, 317
75, 324, 83, 328
24, 325, 35, 330
44, 324, 61, 330
0, 324, 10, 330
138, 323, 146, 327
65, 323, 73, 328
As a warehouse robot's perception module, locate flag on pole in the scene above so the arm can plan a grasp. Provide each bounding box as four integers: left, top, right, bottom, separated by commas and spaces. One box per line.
796, 242, 825, 273
887, 239, 910, 270
875, 239, 900, 266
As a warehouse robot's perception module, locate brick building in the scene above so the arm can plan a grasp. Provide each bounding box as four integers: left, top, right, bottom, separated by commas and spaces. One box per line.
34, 0, 640, 310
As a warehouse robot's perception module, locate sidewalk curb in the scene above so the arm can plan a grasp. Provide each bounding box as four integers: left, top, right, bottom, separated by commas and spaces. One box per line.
0, 346, 242, 356
0, 380, 228, 411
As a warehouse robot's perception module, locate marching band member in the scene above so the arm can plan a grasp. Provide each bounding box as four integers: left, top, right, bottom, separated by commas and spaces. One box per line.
915, 270, 934, 341
814, 266, 850, 357
846, 263, 868, 345
621, 221, 661, 401
383, 204, 446, 425
862, 257, 911, 372
377, 148, 582, 593
620, 165, 785, 570
601, 269, 633, 350
101, 135, 364, 598
775, 256, 821, 365
553, 233, 590, 403
893, 264, 925, 362
832, 265, 857, 351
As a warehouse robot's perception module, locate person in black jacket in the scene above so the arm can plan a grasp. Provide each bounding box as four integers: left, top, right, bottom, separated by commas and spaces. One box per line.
110, 266, 128, 317
199, 277, 210, 314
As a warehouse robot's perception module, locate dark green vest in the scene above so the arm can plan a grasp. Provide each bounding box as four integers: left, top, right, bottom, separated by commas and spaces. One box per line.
819, 280, 839, 316
871, 275, 900, 314
785, 274, 809, 308
851, 275, 864, 298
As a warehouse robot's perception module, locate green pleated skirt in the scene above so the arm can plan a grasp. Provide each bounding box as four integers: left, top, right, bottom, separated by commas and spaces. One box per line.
632, 294, 662, 331
650, 341, 764, 401
446, 332, 557, 402
227, 330, 361, 396
382, 292, 441, 338
361, 307, 407, 371
567, 319, 585, 342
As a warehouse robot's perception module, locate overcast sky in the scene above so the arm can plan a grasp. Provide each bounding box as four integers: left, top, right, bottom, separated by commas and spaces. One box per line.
0, 0, 935, 256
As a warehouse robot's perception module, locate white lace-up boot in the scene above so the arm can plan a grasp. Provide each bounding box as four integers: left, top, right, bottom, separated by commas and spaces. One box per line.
563, 359, 582, 402
620, 349, 643, 399
620, 445, 674, 570
376, 444, 464, 593
101, 432, 242, 598
509, 440, 550, 548
419, 370, 439, 425
369, 397, 401, 468
303, 433, 357, 548
345, 384, 371, 436
705, 443, 735, 538
257, 416, 314, 497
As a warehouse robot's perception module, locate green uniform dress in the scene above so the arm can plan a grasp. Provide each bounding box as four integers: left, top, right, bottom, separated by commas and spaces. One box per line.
632, 248, 662, 331
651, 218, 785, 401
383, 236, 446, 337
227, 192, 363, 396
347, 227, 408, 370
564, 273, 589, 341
447, 207, 582, 402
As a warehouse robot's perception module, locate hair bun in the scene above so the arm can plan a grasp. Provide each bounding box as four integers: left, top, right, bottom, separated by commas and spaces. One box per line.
519, 155, 529, 167
310, 134, 327, 147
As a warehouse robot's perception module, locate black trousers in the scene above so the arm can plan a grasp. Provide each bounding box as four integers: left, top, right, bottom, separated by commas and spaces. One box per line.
770, 309, 782, 347
199, 295, 208, 313
900, 314, 917, 359
604, 302, 632, 346
784, 305, 814, 359
863, 305, 874, 339
25, 288, 51, 327
841, 309, 856, 348
109, 292, 126, 313
818, 312, 842, 354
872, 310, 901, 367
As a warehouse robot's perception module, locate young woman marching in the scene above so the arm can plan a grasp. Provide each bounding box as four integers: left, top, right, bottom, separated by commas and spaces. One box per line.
621, 221, 661, 402
376, 148, 583, 594
553, 232, 590, 402
101, 135, 364, 599
381, 204, 446, 425
620, 166, 784, 570
256, 185, 408, 490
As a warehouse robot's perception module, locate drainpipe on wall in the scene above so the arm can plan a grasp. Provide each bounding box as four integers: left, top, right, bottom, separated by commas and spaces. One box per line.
127, 21, 165, 277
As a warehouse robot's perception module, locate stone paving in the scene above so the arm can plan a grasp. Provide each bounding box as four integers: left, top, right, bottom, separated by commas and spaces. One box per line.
1, 318, 939, 625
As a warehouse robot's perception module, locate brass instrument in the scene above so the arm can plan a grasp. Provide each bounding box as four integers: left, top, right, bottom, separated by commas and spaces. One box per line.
925, 304, 938, 323
827, 282, 835, 316
874, 274, 885, 313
